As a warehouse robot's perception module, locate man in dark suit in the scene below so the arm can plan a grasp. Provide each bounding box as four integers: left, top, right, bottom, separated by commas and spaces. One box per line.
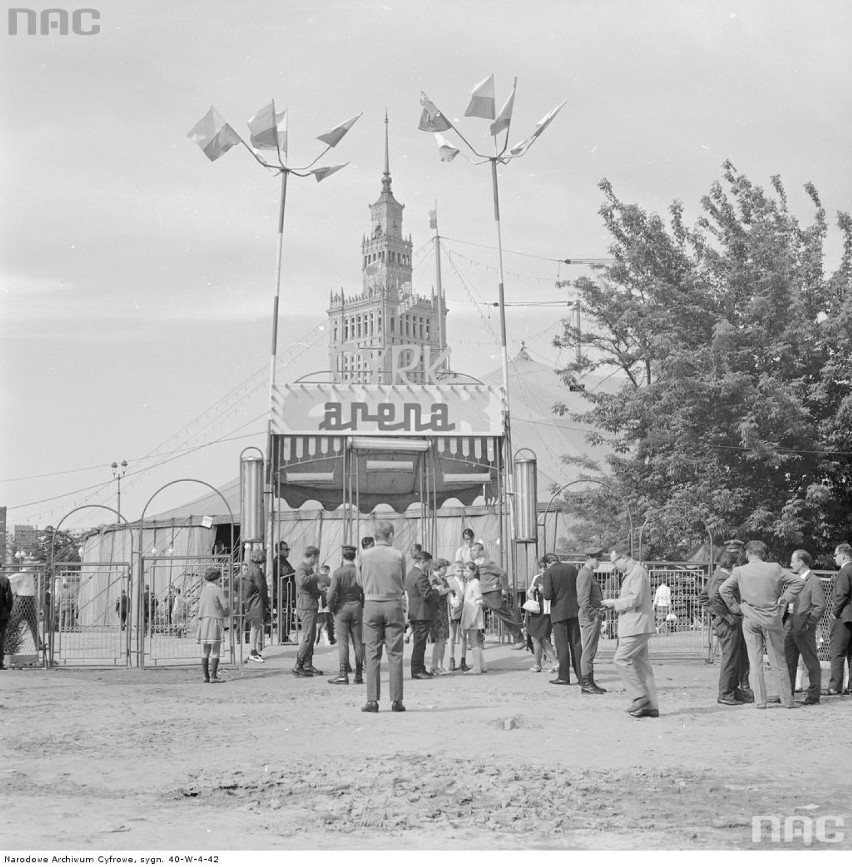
0, 572, 14, 669
272, 541, 296, 643
540, 553, 583, 686
469, 543, 526, 649
784, 549, 826, 705
826, 542, 852, 695
405, 550, 437, 679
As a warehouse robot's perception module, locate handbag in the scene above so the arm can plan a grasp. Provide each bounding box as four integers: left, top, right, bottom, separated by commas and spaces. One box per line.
522, 598, 541, 614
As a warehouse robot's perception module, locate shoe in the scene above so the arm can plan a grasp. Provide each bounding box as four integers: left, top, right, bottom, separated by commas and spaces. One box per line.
411, 672, 431, 680
361, 701, 379, 713
303, 665, 323, 676
449, 658, 458, 671
328, 675, 349, 685
767, 695, 781, 704
589, 680, 607, 694
391, 701, 406, 712
799, 696, 820, 705
821, 688, 842, 696
717, 697, 744, 706
734, 690, 754, 703
549, 678, 571, 686
251, 652, 265, 663
459, 661, 471, 672
629, 707, 660, 718
292, 667, 313, 678
530, 665, 542, 672
354, 674, 364, 685
512, 641, 528, 650
581, 682, 600, 695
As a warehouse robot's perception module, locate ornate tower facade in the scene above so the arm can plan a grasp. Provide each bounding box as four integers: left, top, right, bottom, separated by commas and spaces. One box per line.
327, 114, 447, 384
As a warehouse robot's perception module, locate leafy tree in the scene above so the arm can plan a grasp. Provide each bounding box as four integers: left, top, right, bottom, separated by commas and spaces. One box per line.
553, 162, 852, 564
34, 526, 83, 578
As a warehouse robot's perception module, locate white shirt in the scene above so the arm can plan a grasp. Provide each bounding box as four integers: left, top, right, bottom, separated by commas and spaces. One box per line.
9, 570, 35, 597
653, 583, 671, 608
454, 543, 478, 564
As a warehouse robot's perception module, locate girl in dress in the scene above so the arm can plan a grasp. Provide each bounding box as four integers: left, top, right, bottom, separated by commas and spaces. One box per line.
447, 560, 467, 671
428, 559, 453, 675
526, 561, 556, 672
197, 567, 229, 683
460, 563, 487, 675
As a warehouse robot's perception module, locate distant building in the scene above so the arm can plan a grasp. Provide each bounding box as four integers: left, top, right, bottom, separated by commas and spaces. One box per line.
327, 114, 447, 384
13, 523, 38, 557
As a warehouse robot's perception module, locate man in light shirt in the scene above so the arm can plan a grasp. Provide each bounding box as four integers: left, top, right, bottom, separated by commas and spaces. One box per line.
454, 528, 478, 565
7, 562, 41, 652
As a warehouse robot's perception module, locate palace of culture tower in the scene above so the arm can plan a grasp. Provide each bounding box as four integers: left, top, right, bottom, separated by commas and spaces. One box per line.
326, 115, 447, 384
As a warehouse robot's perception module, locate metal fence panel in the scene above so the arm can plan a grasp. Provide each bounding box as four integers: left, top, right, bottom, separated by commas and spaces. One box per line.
48, 561, 131, 666
1, 564, 47, 666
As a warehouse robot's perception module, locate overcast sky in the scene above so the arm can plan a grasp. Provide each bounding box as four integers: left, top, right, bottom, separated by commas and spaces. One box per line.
1, 0, 851, 533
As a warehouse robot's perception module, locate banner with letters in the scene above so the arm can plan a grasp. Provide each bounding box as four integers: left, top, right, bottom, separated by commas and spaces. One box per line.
271, 382, 504, 437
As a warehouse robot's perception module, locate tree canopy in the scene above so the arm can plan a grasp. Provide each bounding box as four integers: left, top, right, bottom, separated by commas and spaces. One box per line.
554, 162, 852, 564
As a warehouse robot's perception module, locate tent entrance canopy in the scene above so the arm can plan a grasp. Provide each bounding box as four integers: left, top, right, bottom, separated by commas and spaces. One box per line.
271, 434, 501, 513
269, 382, 505, 514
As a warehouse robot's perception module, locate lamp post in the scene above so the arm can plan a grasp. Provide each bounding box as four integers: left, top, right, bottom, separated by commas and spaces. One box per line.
111, 460, 127, 520
417, 77, 565, 573
188, 100, 361, 577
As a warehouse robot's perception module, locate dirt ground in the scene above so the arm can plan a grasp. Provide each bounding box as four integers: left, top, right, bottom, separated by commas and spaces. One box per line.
2, 638, 850, 853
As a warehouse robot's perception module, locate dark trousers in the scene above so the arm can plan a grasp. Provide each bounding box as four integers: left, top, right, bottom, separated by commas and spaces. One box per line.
410, 619, 431, 675
714, 617, 750, 699
828, 619, 852, 691
552, 617, 583, 682
481, 591, 524, 643
363, 599, 404, 703
334, 602, 364, 674
0, 617, 8, 664
296, 608, 318, 668
785, 623, 821, 700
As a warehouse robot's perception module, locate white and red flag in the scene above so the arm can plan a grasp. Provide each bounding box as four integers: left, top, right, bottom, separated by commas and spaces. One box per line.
464, 74, 495, 119
187, 106, 243, 161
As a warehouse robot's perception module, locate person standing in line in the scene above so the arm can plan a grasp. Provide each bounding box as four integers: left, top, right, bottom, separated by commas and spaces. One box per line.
142, 584, 158, 636
825, 542, 852, 696
358, 522, 407, 713
447, 561, 467, 672
652, 581, 672, 634
0, 570, 14, 669
293, 546, 323, 678
602, 543, 659, 718
428, 559, 453, 675
541, 553, 583, 686
454, 528, 477, 565
699, 551, 753, 705
327, 544, 364, 686
196, 567, 229, 683
784, 549, 826, 705
460, 563, 488, 675
525, 562, 556, 674
576, 547, 607, 694
469, 543, 526, 650
406, 550, 437, 679
719, 540, 805, 709
243, 549, 270, 663
172, 589, 188, 638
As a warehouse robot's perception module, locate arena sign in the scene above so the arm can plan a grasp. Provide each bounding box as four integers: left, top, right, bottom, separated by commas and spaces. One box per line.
271, 383, 504, 436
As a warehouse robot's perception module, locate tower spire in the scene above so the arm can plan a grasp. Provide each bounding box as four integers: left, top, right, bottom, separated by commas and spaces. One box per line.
382, 109, 392, 194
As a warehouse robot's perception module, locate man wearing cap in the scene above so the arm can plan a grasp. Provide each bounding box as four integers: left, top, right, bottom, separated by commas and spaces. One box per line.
602, 543, 659, 718
576, 548, 606, 694
699, 547, 753, 705
358, 522, 407, 712
327, 544, 364, 686
719, 540, 805, 709
541, 553, 583, 685
293, 546, 323, 678
405, 550, 437, 679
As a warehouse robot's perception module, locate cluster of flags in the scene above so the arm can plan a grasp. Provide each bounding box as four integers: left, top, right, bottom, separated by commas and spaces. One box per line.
188, 101, 361, 181
418, 74, 565, 163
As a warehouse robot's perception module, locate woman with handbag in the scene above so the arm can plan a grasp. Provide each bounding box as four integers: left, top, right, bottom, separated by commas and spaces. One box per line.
525, 563, 556, 673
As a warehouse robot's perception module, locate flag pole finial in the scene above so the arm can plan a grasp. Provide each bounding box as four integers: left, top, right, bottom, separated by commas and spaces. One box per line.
382, 109, 392, 194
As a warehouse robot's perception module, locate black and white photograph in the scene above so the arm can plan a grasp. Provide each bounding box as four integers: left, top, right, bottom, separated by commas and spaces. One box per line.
2, 0, 851, 857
